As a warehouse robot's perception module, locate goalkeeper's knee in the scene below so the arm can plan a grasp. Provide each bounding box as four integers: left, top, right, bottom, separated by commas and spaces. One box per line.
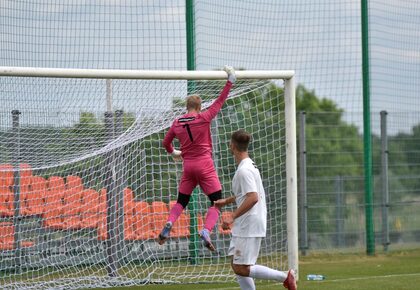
177, 192, 191, 208
208, 190, 222, 206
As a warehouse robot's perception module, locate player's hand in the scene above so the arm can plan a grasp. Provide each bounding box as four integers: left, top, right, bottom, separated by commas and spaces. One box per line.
214, 198, 228, 209
223, 65, 236, 84
222, 215, 234, 230
171, 149, 183, 162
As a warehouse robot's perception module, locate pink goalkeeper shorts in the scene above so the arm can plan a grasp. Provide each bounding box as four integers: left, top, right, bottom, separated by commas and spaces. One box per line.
178, 158, 222, 195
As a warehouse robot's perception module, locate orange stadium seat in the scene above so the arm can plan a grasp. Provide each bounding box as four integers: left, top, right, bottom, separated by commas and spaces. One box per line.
150, 201, 169, 236
81, 189, 100, 229
21, 176, 46, 216
0, 164, 14, 217
29, 176, 47, 216
97, 188, 149, 241
0, 164, 14, 190
48, 176, 66, 193
123, 187, 135, 215
66, 175, 83, 188
17, 163, 33, 215
43, 176, 65, 230
20, 176, 32, 216
0, 188, 13, 217
19, 163, 32, 178
0, 222, 34, 250
122, 187, 135, 240
124, 212, 136, 241
0, 222, 15, 250
133, 201, 154, 240
63, 177, 83, 230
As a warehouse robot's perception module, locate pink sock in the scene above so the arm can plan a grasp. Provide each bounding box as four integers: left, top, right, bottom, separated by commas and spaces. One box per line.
167, 202, 184, 224
204, 206, 220, 232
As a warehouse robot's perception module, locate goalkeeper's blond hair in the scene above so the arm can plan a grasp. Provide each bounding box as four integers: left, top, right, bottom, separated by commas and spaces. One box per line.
186, 95, 202, 111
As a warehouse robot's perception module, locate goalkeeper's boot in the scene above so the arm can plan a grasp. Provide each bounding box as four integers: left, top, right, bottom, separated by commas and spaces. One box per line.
283, 269, 297, 290
199, 229, 215, 252
157, 221, 172, 245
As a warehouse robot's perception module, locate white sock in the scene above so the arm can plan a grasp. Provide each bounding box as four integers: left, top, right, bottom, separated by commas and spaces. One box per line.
249, 264, 287, 281
236, 275, 256, 290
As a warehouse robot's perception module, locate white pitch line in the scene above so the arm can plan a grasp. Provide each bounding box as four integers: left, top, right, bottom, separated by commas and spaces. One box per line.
200, 273, 420, 289
201, 283, 279, 290
160, 274, 420, 290
315, 272, 420, 282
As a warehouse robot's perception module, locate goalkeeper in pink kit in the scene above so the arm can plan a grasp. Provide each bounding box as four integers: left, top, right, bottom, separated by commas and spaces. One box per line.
158, 65, 236, 251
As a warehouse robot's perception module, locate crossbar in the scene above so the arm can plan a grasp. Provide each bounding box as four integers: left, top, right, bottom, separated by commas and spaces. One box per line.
0, 66, 294, 80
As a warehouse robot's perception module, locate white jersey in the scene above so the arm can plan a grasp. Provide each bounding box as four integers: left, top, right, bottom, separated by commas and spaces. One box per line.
231, 157, 267, 237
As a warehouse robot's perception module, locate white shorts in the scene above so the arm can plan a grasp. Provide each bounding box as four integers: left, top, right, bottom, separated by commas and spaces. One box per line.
228, 236, 262, 265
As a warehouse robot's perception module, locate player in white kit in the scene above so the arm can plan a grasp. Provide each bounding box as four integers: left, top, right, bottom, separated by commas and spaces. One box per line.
215, 129, 296, 290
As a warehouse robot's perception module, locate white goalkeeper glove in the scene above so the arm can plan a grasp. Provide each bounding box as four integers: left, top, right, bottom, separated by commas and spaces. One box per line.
171, 149, 182, 161
223, 65, 236, 84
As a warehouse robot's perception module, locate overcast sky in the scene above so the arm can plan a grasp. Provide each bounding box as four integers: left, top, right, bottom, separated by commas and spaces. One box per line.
1, 0, 419, 134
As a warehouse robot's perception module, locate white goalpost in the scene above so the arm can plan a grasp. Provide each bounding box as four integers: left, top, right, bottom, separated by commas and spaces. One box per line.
0, 67, 297, 289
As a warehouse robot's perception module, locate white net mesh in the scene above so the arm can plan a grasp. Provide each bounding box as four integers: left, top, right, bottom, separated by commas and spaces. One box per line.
0, 74, 289, 289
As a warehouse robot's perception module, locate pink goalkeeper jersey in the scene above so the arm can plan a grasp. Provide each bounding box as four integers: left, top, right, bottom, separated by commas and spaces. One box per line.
163, 81, 233, 161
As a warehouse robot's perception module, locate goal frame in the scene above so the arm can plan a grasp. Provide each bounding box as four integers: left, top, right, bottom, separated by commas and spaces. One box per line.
0, 66, 298, 276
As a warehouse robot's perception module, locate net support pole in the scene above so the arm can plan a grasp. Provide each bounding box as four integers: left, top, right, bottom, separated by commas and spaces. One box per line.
284, 76, 298, 277
298, 111, 307, 256
361, 0, 375, 256
186, 0, 199, 265
335, 176, 344, 247
115, 109, 126, 264
104, 110, 119, 277
380, 111, 389, 252
11, 110, 22, 272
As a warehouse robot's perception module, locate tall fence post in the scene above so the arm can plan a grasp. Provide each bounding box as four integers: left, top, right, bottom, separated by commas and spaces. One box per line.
380, 110, 390, 251
104, 111, 118, 277
11, 110, 22, 271
186, 0, 199, 265
335, 176, 344, 248
104, 78, 120, 277
361, 0, 375, 256
114, 109, 126, 264
299, 111, 308, 255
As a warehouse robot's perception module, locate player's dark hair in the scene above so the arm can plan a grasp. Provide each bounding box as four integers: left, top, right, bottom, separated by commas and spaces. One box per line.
231, 129, 252, 152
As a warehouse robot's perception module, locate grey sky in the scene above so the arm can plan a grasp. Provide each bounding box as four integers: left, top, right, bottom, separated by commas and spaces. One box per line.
1, 0, 419, 134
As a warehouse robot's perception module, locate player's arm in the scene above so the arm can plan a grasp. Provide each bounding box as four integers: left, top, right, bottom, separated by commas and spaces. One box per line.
214, 195, 236, 208
201, 65, 236, 121
220, 192, 258, 230
162, 125, 182, 161
221, 169, 259, 229
232, 192, 258, 220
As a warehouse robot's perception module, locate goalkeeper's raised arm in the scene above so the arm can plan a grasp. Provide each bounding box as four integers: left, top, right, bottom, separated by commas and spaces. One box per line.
162, 65, 236, 160
201, 65, 236, 122
159, 66, 235, 252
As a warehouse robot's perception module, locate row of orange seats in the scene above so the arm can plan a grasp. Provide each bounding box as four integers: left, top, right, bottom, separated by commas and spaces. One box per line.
0, 164, 232, 243
101, 194, 233, 241
0, 162, 33, 250
0, 163, 40, 217
0, 222, 34, 250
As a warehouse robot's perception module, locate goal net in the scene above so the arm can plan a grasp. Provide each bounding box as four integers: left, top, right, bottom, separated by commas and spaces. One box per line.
0, 67, 297, 289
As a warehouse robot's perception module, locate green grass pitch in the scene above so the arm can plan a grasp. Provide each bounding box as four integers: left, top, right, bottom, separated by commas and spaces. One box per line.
90, 248, 420, 290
